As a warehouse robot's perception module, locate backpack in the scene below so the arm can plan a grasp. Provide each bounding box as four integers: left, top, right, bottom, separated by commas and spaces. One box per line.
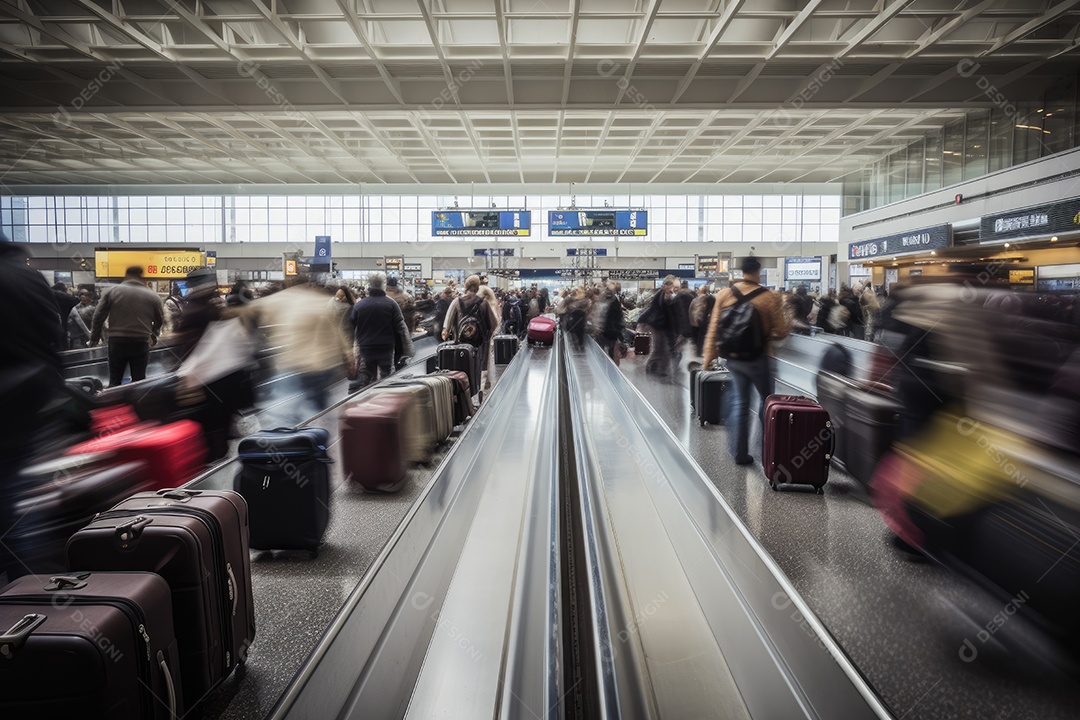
716, 285, 769, 361
503, 299, 522, 331
456, 296, 487, 347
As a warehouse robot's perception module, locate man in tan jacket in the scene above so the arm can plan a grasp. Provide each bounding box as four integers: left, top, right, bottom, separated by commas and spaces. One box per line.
702, 257, 790, 464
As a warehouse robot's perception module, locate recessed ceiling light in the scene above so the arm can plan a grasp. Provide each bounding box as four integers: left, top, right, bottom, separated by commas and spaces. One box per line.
930, 251, 936, 256
1004, 243, 1010, 248
1051, 236, 1058, 242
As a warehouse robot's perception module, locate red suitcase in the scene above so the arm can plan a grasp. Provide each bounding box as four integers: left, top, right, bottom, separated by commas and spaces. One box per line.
341, 396, 409, 493
434, 369, 473, 424
67, 416, 207, 490
762, 395, 833, 493
0, 571, 183, 720
66, 489, 255, 709
527, 316, 556, 346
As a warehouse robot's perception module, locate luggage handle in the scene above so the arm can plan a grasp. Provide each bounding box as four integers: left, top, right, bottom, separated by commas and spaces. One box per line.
0, 613, 46, 658
44, 573, 91, 592
157, 650, 178, 719
116, 516, 153, 548
226, 562, 238, 617
158, 489, 198, 502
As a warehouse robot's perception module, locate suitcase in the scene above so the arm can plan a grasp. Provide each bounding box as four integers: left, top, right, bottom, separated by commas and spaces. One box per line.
65, 375, 103, 395
7, 456, 153, 574
527, 317, 555, 346
65, 488, 255, 709
386, 376, 455, 442
371, 385, 441, 464
762, 395, 833, 492
634, 333, 651, 355
426, 355, 439, 374
341, 397, 408, 493
434, 369, 473, 425
695, 368, 731, 426
0, 571, 183, 720
95, 374, 183, 424
494, 334, 519, 365
67, 417, 207, 490
438, 343, 481, 396
234, 428, 331, 554
815, 371, 899, 489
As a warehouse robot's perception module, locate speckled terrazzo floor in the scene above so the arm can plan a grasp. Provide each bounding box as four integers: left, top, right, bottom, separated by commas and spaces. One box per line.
619, 352, 1080, 720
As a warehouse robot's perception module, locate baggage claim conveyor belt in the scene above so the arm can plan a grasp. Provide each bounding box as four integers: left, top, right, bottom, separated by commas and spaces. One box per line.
269, 336, 892, 720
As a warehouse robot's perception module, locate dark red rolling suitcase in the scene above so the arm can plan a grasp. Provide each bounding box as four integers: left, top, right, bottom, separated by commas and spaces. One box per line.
0, 571, 183, 720
438, 343, 481, 396
341, 396, 408, 493
634, 333, 651, 355
65, 489, 255, 710
527, 316, 555, 346
434, 369, 473, 424
762, 395, 833, 493
7, 455, 153, 574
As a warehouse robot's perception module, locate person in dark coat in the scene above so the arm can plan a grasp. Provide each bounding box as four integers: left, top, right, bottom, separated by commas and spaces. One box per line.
350, 272, 413, 389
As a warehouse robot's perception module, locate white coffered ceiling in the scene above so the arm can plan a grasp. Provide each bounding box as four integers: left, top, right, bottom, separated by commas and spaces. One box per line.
0, 0, 1076, 185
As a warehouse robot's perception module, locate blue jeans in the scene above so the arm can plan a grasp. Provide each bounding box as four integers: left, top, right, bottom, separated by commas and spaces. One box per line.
725, 356, 775, 461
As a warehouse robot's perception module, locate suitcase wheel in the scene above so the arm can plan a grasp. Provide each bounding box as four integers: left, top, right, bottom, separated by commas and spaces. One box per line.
699, 419, 705, 427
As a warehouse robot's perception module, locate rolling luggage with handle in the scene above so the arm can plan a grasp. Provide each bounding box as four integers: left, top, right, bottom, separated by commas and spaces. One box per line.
527, 316, 555, 346
341, 396, 409, 493
434, 369, 473, 424
7, 455, 153, 574
371, 385, 441, 464
386, 376, 455, 442
634, 333, 651, 355
494, 334, 519, 364
426, 355, 439, 374
816, 369, 899, 489
95, 374, 184, 424
438, 343, 481, 396
65, 375, 103, 396
695, 367, 731, 426
762, 395, 833, 493
0, 571, 183, 720
234, 428, 331, 555
65, 489, 254, 710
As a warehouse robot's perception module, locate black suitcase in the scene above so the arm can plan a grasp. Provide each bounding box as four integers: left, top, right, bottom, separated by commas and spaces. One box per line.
95, 374, 184, 424
0, 571, 184, 720
65, 375, 103, 395
65, 489, 255, 709
843, 383, 900, 488
7, 456, 152, 574
695, 368, 731, 426
234, 427, 332, 555
426, 355, 439, 374
438, 343, 481, 396
494, 335, 519, 365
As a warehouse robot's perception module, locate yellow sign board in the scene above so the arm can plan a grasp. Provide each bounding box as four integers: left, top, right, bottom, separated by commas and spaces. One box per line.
95, 250, 204, 279
285, 260, 298, 276
1009, 269, 1035, 285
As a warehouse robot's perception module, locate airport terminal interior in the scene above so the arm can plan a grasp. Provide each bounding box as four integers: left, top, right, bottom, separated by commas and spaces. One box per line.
3, 1, 1080, 718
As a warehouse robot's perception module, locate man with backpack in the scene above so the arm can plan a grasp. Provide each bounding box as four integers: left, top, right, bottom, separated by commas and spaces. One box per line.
443, 273, 499, 370
702, 257, 790, 465
501, 290, 524, 336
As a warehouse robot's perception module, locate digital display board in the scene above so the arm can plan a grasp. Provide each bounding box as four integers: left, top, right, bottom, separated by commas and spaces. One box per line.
849, 224, 951, 260
432, 210, 531, 236
785, 256, 822, 282
95, 249, 204, 279
548, 210, 647, 236
981, 196, 1080, 241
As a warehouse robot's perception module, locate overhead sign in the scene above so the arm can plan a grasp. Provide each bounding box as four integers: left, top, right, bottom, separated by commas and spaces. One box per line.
1009, 268, 1035, 285
677, 263, 695, 271
695, 256, 717, 277
205, 251, 217, 268
785, 256, 822, 282
848, 224, 951, 260
981, 196, 1080, 241
313, 236, 331, 264
432, 210, 530, 236
403, 263, 423, 280
567, 248, 608, 256
474, 248, 515, 257
607, 269, 659, 280
548, 209, 647, 236
284, 259, 298, 276
383, 257, 403, 272
95, 249, 204, 279
849, 263, 871, 277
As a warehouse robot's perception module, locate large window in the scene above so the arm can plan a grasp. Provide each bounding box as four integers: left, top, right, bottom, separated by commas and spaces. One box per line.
2, 193, 842, 246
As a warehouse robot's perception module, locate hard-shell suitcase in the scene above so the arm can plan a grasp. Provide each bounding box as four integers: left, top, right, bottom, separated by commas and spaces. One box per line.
494, 334, 519, 365
634, 333, 651, 355
0, 571, 183, 720
527, 317, 555, 346
434, 369, 473, 424
695, 369, 731, 426
762, 395, 833, 492
67, 417, 207, 489
95, 374, 183, 424
426, 355, 439, 374
7, 456, 153, 574
438, 343, 481, 396
385, 376, 455, 442
341, 397, 408, 493
817, 369, 899, 489
65, 488, 254, 709
234, 428, 331, 554
371, 385, 441, 464
65, 375, 103, 396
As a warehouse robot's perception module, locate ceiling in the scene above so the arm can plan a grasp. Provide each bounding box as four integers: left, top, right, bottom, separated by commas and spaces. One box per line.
0, 0, 1077, 186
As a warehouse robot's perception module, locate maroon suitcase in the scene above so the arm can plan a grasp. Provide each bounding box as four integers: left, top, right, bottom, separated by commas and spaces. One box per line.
65, 489, 255, 709
762, 395, 834, 493
0, 571, 183, 720
527, 316, 555, 346
341, 397, 409, 493
434, 369, 473, 424
634, 333, 651, 355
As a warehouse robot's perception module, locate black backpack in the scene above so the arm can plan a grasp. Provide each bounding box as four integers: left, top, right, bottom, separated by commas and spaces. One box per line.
716, 285, 769, 361
456, 296, 487, 347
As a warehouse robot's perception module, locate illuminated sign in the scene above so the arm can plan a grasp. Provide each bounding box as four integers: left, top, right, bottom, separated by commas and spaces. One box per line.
384, 257, 403, 271
785, 256, 822, 282
285, 259, 298, 276
432, 210, 531, 236
95, 250, 204, 279
548, 210, 647, 236
981, 197, 1080, 240
1009, 268, 1035, 285
849, 224, 951, 260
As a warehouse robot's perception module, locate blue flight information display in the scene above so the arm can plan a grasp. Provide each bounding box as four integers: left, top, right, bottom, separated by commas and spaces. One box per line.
432, 210, 531, 236
548, 209, 647, 236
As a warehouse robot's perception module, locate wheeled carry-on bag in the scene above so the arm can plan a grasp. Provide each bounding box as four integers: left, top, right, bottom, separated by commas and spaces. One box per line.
370, 385, 441, 464
0, 571, 184, 720
816, 371, 899, 490
385, 376, 455, 443
234, 428, 332, 555
438, 343, 481, 396
67, 414, 207, 489
426, 355, 439, 374
494, 334, 519, 364
95, 374, 184, 424
762, 395, 833, 493
341, 396, 409, 493
527, 317, 556, 346
65, 489, 254, 710
434, 369, 473, 425
634, 333, 651, 355
694, 367, 731, 426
